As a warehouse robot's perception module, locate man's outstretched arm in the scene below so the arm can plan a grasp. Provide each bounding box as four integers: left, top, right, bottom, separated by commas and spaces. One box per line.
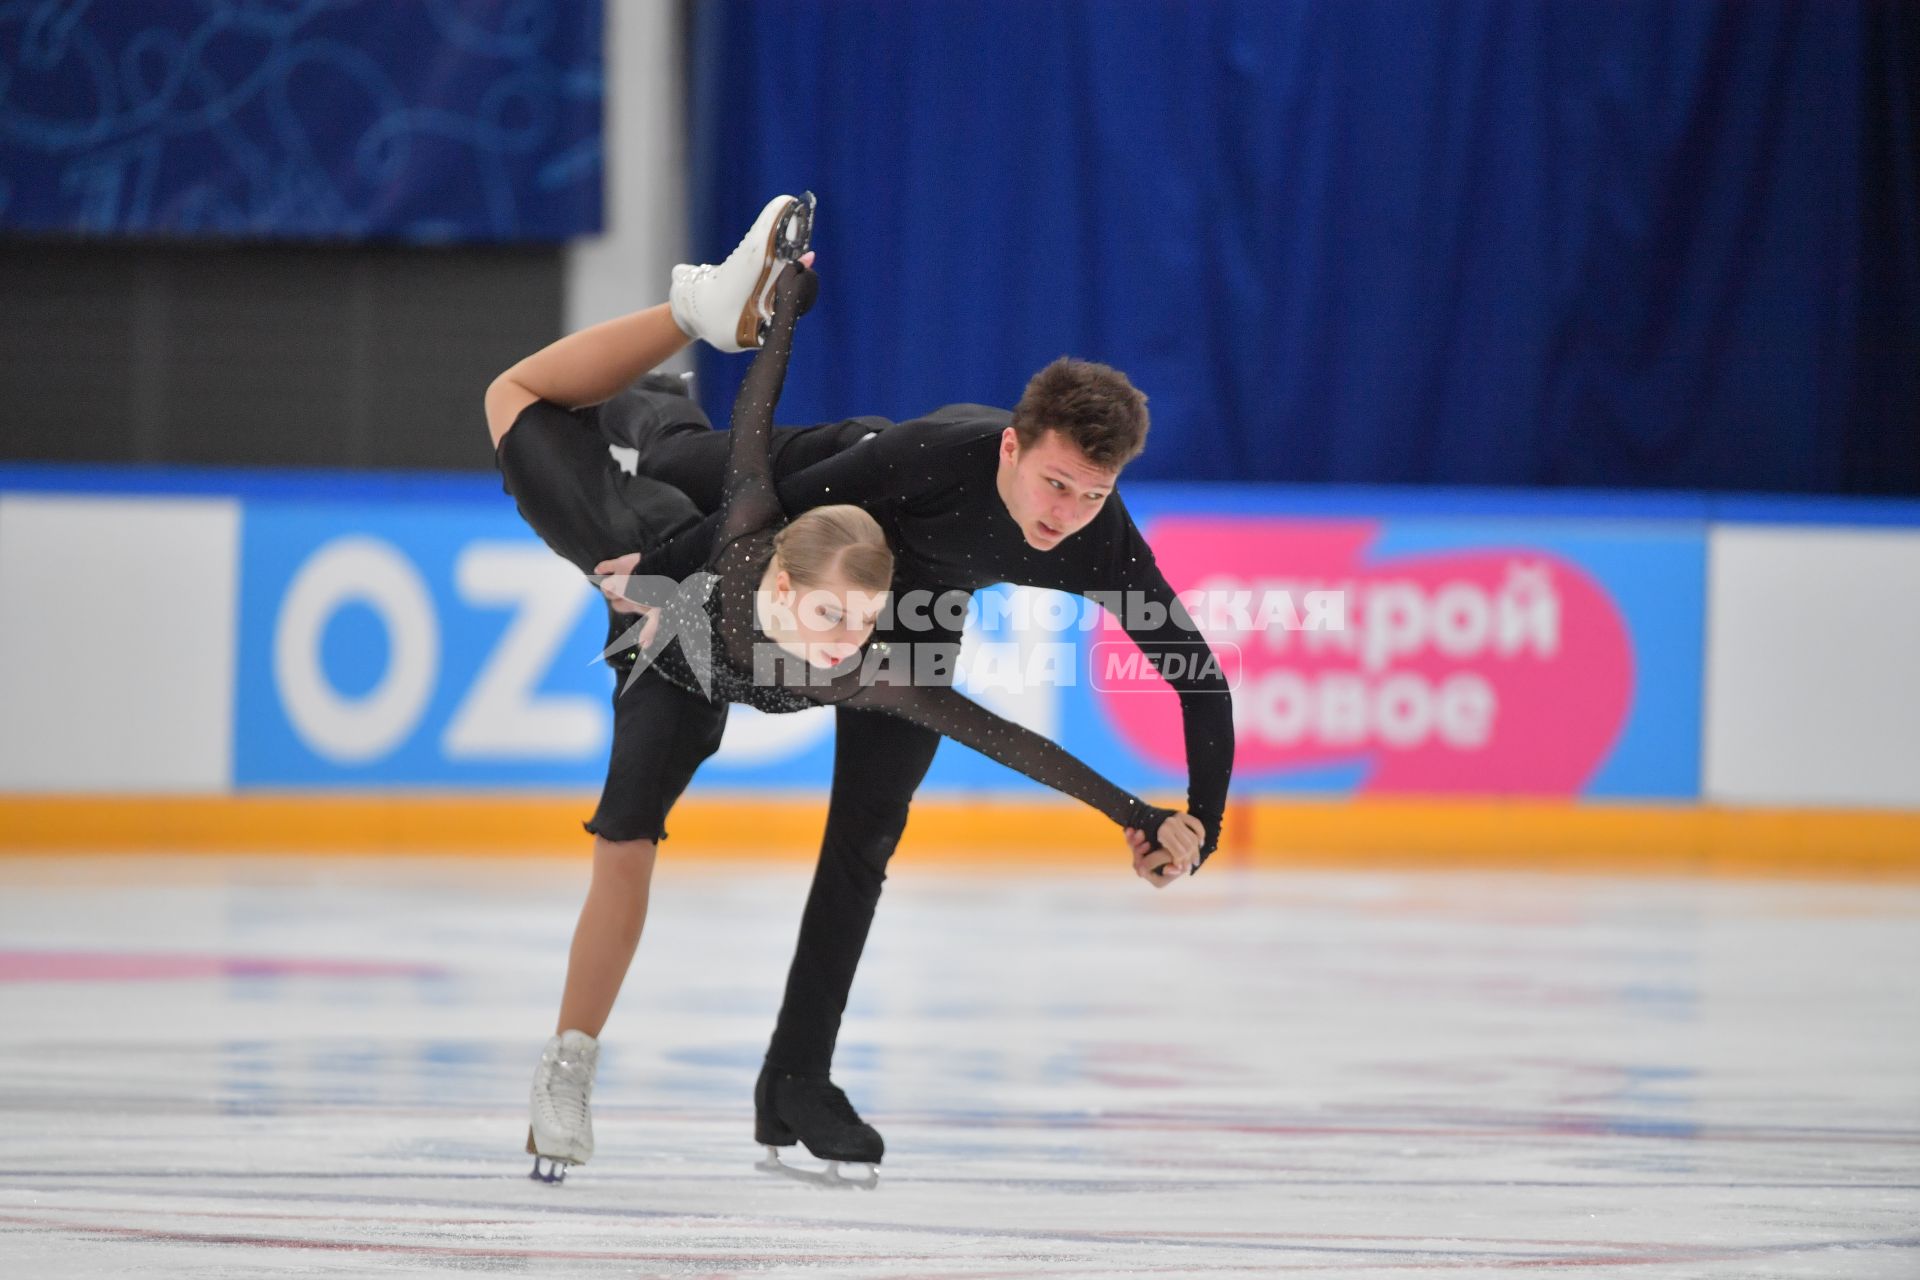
1095, 526, 1236, 868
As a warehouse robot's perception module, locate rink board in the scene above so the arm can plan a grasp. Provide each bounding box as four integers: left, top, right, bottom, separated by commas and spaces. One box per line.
4, 466, 1920, 867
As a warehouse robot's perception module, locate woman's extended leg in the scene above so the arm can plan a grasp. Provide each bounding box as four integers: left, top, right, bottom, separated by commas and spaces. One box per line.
486, 303, 693, 448
556, 834, 659, 1037
528, 836, 657, 1181
487, 191, 818, 449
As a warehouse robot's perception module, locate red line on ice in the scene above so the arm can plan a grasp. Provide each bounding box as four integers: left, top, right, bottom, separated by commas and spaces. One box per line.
0, 950, 442, 982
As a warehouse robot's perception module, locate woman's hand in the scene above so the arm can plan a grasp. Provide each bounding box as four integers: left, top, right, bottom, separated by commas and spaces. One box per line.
593, 553, 663, 649
593, 553, 645, 614
772, 259, 819, 319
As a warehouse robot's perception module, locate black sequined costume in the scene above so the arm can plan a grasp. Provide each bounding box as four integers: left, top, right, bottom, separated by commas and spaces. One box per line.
618, 265, 1175, 845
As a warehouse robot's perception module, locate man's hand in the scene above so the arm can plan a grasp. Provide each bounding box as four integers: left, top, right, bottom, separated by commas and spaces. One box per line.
1157, 813, 1204, 868
1123, 812, 1206, 889
1128, 837, 1178, 887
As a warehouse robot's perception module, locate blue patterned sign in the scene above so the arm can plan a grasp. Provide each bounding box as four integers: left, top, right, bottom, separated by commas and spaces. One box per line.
0, 0, 603, 241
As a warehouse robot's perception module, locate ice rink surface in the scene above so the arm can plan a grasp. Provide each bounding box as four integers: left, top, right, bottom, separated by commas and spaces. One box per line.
0, 855, 1915, 1279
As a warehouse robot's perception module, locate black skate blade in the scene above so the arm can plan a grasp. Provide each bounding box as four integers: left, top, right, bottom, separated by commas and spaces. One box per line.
755, 1144, 878, 1190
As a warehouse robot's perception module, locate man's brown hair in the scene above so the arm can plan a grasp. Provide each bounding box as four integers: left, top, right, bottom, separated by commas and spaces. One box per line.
1009, 357, 1149, 470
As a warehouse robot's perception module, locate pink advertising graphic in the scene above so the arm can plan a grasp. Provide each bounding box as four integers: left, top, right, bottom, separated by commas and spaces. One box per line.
1095, 519, 1637, 795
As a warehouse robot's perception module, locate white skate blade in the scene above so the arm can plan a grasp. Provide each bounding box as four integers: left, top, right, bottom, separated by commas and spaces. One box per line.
755, 1144, 878, 1190
525, 1126, 583, 1184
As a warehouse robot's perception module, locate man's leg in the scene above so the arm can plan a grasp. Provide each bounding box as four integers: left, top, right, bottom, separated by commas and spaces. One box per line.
496, 395, 706, 576
604, 410, 896, 515
764, 706, 942, 1074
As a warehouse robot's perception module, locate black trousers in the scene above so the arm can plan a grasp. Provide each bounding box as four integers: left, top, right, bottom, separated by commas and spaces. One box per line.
763, 707, 943, 1072
613, 389, 946, 1075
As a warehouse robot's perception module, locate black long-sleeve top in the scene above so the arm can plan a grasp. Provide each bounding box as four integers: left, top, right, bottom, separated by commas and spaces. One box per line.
626, 266, 1180, 849
628, 393, 1236, 867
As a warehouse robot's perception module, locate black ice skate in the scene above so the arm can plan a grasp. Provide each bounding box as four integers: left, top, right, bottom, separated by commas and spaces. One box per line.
753, 1065, 883, 1189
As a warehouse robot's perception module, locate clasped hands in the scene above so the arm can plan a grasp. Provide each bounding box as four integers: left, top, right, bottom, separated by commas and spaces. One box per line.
1124, 813, 1204, 890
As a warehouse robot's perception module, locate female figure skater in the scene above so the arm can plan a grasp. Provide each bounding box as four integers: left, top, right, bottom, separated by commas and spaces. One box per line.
486, 195, 1199, 1185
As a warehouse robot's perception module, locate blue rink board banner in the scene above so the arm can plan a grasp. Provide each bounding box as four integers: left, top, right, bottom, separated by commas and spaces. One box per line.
230, 484, 1707, 800
0, 0, 604, 242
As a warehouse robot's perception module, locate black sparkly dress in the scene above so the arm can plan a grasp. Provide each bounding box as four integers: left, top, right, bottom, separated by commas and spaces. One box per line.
622, 266, 1175, 847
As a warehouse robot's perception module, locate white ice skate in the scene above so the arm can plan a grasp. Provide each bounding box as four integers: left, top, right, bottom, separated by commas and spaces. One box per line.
526, 1029, 598, 1183
669, 192, 816, 353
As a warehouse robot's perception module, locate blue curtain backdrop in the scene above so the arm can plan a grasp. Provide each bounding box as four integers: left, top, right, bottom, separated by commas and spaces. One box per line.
691, 0, 1919, 493
0, 0, 604, 242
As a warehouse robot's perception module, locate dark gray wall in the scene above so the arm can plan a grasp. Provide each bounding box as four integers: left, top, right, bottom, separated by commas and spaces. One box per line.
0, 240, 563, 471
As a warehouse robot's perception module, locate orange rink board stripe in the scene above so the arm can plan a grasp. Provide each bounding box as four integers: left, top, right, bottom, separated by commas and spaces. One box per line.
2, 794, 1918, 877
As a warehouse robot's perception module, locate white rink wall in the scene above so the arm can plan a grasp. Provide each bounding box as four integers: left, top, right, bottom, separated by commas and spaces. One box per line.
1705, 526, 1920, 807
0, 493, 238, 792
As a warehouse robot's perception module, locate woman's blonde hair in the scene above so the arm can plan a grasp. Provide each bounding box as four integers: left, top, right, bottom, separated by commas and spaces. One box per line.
773, 504, 893, 592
